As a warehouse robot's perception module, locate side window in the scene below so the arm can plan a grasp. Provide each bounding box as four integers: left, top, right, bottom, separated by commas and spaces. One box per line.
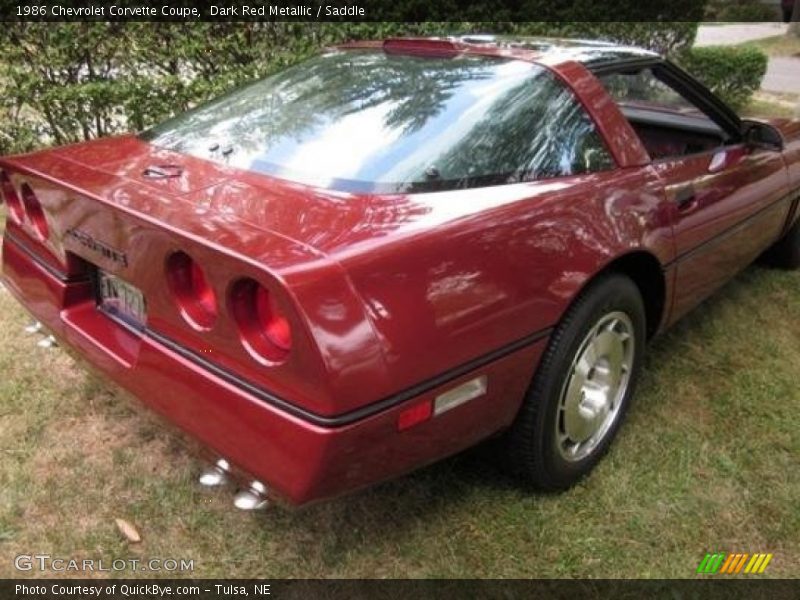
599, 68, 728, 161
601, 69, 701, 115
513, 73, 615, 180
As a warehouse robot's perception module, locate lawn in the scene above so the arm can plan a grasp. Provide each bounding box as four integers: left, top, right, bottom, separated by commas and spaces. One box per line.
1, 114, 799, 579
743, 91, 800, 120
742, 34, 800, 58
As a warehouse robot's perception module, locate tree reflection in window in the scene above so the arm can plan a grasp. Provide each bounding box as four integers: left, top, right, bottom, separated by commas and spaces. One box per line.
142, 50, 614, 193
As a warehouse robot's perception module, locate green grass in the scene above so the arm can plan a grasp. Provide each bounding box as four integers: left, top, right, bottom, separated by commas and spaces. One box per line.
0, 208, 799, 579
742, 91, 800, 119
741, 34, 800, 58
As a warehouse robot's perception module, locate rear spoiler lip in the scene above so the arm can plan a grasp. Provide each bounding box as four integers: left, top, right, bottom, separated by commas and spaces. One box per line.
333, 38, 464, 57
332, 38, 529, 62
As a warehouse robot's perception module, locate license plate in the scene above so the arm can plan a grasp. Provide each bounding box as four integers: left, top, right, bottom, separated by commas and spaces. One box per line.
97, 271, 147, 329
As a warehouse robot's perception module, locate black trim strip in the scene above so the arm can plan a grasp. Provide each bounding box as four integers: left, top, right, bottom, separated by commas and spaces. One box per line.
149, 324, 552, 427
587, 56, 661, 77
3, 230, 89, 285
663, 189, 798, 269
98, 305, 551, 428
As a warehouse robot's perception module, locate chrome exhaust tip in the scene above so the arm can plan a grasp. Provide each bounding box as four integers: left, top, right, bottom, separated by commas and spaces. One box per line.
198, 458, 231, 487
24, 320, 43, 335
36, 334, 57, 349
233, 481, 269, 511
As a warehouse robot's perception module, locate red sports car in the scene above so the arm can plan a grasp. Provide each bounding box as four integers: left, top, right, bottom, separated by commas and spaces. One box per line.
2, 37, 799, 508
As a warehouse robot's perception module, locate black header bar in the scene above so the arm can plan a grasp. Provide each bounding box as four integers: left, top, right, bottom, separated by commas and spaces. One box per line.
0, 0, 761, 22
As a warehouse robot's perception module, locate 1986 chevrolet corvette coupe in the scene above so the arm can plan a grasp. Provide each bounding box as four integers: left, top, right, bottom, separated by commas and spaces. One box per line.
2, 37, 799, 507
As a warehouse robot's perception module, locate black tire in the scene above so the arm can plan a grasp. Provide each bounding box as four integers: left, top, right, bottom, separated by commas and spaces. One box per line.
500, 273, 646, 491
762, 218, 800, 269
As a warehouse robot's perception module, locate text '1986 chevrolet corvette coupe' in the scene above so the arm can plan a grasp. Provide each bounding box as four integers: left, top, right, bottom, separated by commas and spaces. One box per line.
1, 37, 799, 507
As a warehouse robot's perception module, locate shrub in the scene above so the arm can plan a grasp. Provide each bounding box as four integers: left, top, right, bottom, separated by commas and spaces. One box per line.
679, 45, 768, 110
705, 0, 779, 21
0, 21, 700, 156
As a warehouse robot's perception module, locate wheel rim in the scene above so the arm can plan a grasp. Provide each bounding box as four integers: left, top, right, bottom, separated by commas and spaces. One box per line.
556, 311, 635, 462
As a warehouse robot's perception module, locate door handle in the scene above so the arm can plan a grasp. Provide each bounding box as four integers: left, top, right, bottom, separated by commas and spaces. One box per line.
675, 185, 697, 210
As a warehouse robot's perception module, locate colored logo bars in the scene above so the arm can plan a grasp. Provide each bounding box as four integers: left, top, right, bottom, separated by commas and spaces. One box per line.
697, 553, 773, 575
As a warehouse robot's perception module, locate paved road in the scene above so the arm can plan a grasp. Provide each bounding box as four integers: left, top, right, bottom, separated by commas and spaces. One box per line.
761, 56, 800, 94
695, 23, 788, 46
696, 23, 800, 95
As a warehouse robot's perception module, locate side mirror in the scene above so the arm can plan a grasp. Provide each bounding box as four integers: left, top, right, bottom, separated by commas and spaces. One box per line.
742, 120, 784, 152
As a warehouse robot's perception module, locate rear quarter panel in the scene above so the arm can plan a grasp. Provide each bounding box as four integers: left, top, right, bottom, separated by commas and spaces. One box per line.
332, 167, 672, 397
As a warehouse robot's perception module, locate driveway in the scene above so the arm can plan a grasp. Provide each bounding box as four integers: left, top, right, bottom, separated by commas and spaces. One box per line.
696, 23, 800, 95
761, 56, 800, 94
695, 23, 788, 46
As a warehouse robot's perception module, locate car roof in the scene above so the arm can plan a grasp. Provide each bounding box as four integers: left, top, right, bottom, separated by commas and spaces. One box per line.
337, 36, 660, 69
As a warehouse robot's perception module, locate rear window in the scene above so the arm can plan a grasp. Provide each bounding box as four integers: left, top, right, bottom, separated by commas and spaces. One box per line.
141, 50, 614, 193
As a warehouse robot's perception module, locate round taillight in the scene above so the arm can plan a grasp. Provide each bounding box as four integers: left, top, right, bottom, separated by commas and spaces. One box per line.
230, 278, 292, 363
166, 251, 218, 330
20, 183, 48, 240
0, 171, 25, 224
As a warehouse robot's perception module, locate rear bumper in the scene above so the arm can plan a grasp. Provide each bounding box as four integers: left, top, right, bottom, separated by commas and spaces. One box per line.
2, 231, 546, 505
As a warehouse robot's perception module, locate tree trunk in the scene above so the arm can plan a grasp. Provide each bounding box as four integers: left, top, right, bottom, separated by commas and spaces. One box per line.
791, 0, 800, 36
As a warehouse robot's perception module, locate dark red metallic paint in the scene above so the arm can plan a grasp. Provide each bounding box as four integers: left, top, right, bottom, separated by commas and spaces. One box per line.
2, 38, 799, 505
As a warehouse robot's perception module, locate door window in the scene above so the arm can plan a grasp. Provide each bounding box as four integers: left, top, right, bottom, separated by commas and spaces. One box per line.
599, 68, 729, 160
